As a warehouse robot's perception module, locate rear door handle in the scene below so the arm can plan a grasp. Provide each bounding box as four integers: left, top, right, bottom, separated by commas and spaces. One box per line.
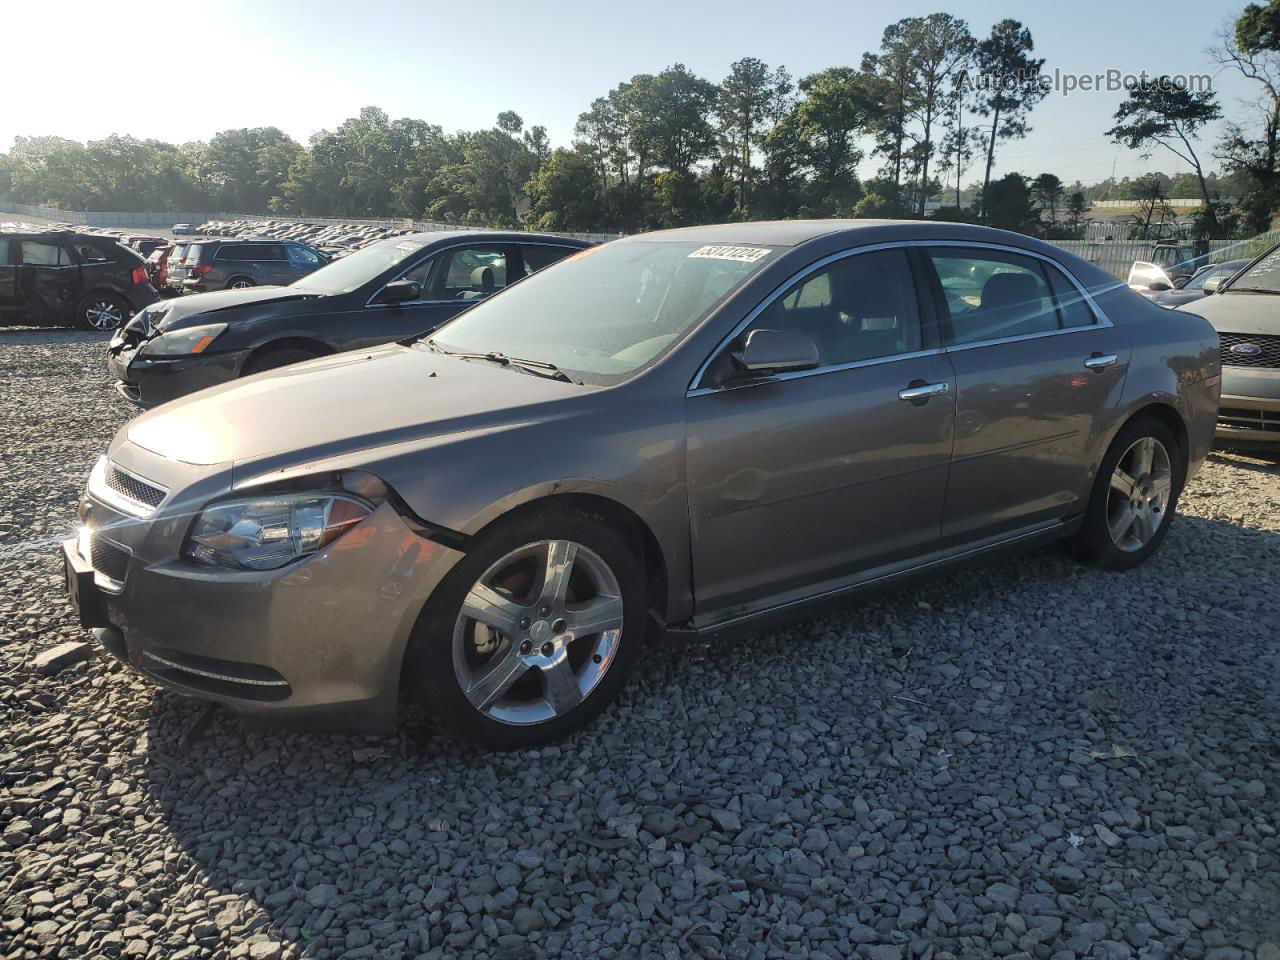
1084, 353, 1118, 371
898, 381, 950, 402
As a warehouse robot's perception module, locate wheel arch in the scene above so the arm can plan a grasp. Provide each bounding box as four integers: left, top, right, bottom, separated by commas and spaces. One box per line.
467, 492, 670, 639
239, 337, 334, 375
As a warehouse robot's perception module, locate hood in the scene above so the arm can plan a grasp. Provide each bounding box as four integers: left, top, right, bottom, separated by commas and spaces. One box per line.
1152, 289, 1204, 308
151, 286, 319, 330
1176, 291, 1280, 334
123, 343, 581, 467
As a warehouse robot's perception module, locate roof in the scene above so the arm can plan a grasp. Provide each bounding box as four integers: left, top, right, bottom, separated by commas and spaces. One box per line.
390, 230, 593, 247
626, 219, 906, 247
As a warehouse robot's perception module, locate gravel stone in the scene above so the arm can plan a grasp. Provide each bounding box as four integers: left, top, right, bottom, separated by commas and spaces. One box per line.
2, 331, 1279, 959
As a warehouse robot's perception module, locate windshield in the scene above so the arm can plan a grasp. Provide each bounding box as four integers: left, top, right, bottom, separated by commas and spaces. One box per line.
292, 237, 428, 295
429, 240, 777, 384
1228, 247, 1280, 293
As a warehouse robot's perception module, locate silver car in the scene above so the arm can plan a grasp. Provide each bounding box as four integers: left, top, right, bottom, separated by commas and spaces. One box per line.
64, 221, 1220, 748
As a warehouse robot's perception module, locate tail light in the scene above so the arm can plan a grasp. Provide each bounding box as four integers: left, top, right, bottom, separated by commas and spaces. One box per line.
191, 264, 213, 277
131, 265, 148, 285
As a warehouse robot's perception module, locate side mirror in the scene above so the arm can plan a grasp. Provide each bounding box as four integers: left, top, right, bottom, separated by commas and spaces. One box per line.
1147, 280, 1172, 292
378, 279, 420, 304
1201, 275, 1224, 295
731, 328, 820, 376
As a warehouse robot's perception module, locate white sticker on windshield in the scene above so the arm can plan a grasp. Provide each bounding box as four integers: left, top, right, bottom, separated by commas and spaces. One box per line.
688, 245, 772, 263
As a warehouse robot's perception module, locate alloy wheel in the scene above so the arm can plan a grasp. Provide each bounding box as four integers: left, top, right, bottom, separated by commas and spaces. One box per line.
84, 300, 124, 331
451, 539, 624, 726
230, 279, 253, 289
1106, 435, 1173, 552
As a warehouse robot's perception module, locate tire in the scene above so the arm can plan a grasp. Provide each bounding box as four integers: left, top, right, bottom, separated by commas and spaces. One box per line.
227, 277, 255, 290
76, 292, 129, 331
405, 505, 647, 749
241, 346, 323, 376
1072, 416, 1186, 571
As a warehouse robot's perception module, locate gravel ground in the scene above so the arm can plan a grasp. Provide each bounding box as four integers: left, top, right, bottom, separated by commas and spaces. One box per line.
3, 330, 1280, 960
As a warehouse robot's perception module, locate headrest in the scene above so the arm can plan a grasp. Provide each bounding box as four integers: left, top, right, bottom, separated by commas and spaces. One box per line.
471, 266, 495, 292
981, 272, 1041, 312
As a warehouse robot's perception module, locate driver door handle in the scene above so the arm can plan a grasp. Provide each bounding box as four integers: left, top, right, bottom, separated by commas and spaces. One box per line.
898, 381, 950, 402
1084, 353, 1118, 371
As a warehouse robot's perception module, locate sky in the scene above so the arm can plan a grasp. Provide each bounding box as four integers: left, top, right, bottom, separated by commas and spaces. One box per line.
3, 0, 1262, 191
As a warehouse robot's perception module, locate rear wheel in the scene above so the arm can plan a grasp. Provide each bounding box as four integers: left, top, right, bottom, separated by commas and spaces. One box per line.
406, 506, 646, 749
76, 292, 128, 331
1073, 416, 1185, 570
228, 277, 255, 289
241, 346, 323, 376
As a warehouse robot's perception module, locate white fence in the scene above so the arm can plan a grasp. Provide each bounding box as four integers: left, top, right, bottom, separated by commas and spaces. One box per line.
1051, 239, 1244, 278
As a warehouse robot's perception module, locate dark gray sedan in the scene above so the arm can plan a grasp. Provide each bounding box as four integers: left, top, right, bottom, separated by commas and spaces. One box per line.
66, 220, 1220, 748
107, 231, 590, 406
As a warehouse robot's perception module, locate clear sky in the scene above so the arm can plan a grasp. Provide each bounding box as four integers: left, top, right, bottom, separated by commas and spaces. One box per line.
4, 0, 1259, 189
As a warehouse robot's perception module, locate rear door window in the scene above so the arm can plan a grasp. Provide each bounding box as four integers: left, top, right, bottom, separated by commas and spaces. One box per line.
926, 248, 1080, 345
20, 242, 72, 266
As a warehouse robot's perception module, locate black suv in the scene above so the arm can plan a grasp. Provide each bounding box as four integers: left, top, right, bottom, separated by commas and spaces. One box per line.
0, 227, 159, 330
182, 238, 328, 293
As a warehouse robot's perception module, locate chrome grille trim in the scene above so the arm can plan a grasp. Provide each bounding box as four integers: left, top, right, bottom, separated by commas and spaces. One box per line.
141, 652, 291, 687
87, 458, 169, 518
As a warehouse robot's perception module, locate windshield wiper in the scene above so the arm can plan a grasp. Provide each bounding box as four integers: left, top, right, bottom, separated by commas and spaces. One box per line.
425, 340, 579, 383
1226, 286, 1280, 295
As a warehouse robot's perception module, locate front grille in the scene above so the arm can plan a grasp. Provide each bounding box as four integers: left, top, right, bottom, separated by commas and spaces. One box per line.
89, 535, 131, 585
104, 464, 166, 510
1219, 406, 1280, 434
1219, 332, 1280, 369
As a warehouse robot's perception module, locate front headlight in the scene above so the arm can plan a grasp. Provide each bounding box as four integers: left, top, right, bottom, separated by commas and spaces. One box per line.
183, 493, 373, 570
141, 322, 227, 357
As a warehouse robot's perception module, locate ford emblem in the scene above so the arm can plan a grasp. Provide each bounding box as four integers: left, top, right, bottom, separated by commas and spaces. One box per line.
1230, 342, 1263, 356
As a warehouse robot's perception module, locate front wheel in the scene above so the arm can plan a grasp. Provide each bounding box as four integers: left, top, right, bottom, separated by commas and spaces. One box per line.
1072, 416, 1186, 570
406, 506, 646, 749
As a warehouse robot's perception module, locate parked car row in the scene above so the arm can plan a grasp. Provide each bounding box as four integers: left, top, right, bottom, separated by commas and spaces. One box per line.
193, 218, 416, 259
66, 218, 1227, 749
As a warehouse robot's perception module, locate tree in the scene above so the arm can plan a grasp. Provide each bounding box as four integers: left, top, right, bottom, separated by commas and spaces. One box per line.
716, 57, 792, 216
981, 173, 1038, 232
197, 127, 301, 212
1213, 5, 1280, 231
861, 24, 918, 200
937, 71, 983, 210
973, 20, 1048, 223
524, 146, 607, 230
1107, 77, 1221, 215
902, 14, 975, 214
1130, 173, 1170, 239
1031, 172, 1064, 233
765, 67, 876, 216
1065, 191, 1089, 233
628, 65, 719, 175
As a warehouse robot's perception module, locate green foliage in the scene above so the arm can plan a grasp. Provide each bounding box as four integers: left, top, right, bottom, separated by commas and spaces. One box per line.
981, 173, 1038, 232
1237, 0, 1280, 54
973, 20, 1047, 222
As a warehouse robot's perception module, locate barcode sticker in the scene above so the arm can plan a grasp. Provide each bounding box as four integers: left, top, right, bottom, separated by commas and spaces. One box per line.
688, 245, 772, 263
